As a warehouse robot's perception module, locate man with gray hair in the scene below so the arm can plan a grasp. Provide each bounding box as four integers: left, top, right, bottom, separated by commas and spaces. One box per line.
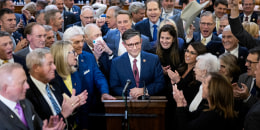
25, 48, 87, 129
66, 6, 94, 29
0, 63, 66, 129
83, 23, 113, 79
160, 0, 181, 19
128, 2, 146, 25
64, 26, 116, 129
186, 11, 221, 45
43, 25, 55, 48
105, 6, 121, 29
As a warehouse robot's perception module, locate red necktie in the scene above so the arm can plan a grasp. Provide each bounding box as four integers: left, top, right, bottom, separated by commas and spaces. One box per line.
133, 59, 139, 87
245, 16, 249, 22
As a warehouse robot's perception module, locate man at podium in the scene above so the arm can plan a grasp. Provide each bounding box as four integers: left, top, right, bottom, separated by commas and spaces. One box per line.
109, 29, 165, 98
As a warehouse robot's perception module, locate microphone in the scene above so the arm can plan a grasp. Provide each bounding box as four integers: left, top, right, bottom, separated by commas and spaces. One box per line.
123, 79, 131, 95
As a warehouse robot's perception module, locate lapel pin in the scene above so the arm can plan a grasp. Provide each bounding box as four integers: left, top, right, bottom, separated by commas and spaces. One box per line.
253, 18, 255, 21
74, 83, 76, 86
143, 59, 146, 62
10, 114, 13, 118
81, 59, 84, 62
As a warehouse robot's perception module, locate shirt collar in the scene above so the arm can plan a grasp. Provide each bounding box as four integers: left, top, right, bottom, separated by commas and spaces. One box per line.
128, 52, 141, 62
149, 19, 160, 28
0, 94, 17, 111
225, 44, 239, 58
0, 58, 14, 66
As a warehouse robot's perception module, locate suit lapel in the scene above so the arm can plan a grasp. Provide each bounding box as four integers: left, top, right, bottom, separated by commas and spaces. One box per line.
144, 19, 152, 41
123, 54, 136, 87
20, 100, 35, 130
0, 100, 28, 129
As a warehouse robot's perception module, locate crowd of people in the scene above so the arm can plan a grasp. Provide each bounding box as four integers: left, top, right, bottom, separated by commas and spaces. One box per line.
0, 0, 260, 129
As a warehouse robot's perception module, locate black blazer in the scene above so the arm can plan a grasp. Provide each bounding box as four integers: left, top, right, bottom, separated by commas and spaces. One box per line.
26, 76, 64, 120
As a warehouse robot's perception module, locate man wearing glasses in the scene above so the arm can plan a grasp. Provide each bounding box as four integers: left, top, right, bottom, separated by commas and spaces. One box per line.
240, 0, 258, 23
233, 47, 260, 129
186, 11, 221, 45
110, 29, 165, 98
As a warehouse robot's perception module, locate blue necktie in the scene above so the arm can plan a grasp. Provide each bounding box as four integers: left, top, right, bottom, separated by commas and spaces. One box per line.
251, 79, 257, 96
153, 24, 157, 41
46, 84, 61, 114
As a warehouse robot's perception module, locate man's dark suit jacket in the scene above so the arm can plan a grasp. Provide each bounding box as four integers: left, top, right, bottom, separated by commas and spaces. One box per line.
26, 76, 64, 120
0, 99, 42, 129
239, 12, 258, 23
110, 51, 165, 96
244, 100, 260, 130
229, 16, 260, 49
206, 42, 248, 74
134, 18, 164, 42
63, 11, 79, 31
66, 21, 81, 30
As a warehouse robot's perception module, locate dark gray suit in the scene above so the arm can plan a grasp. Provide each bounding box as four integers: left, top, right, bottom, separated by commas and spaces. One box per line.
170, 12, 200, 39
0, 99, 42, 129
238, 73, 258, 108
14, 46, 30, 59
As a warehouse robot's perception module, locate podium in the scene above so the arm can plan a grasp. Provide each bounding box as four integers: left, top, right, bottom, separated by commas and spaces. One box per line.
102, 96, 167, 130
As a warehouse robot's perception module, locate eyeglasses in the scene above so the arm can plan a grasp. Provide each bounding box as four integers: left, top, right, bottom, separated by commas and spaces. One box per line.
246, 59, 259, 65
125, 42, 141, 48
184, 49, 197, 55
243, 3, 254, 6
200, 22, 214, 27
68, 50, 76, 56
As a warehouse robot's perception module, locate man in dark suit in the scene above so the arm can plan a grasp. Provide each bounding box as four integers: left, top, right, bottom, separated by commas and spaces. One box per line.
207, 25, 248, 73
66, 7, 94, 30
15, 23, 46, 59
0, 63, 65, 129
103, 10, 152, 57
186, 11, 221, 45
169, 0, 200, 39
25, 48, 87, 129
134, 0, 163, 42
53, 0, 79, 32
63, 26, 116, 129
0, 8, 27, 52
239, 0, 258, 23
110, 29, 165, 98
128, 2, 146, 26
0, 31, 27, 74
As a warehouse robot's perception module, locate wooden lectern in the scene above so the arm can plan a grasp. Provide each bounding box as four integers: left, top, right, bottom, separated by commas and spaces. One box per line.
102, 96, 167, 130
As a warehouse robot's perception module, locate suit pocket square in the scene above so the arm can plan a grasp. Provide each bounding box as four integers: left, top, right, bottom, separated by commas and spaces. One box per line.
84, 69, 90, 75
32, 115, 35, 120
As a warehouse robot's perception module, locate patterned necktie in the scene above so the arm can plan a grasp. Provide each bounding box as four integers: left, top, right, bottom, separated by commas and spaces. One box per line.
201, 38, 206, 45
46, 84, 61, 114
245, 16, 249, 22
15, 103, 28, 127
153, 24, 157, 41
56, 33, 62, 40
133, 59, 140, 87
216, 19, 220, 32
3, 60, 8, 64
